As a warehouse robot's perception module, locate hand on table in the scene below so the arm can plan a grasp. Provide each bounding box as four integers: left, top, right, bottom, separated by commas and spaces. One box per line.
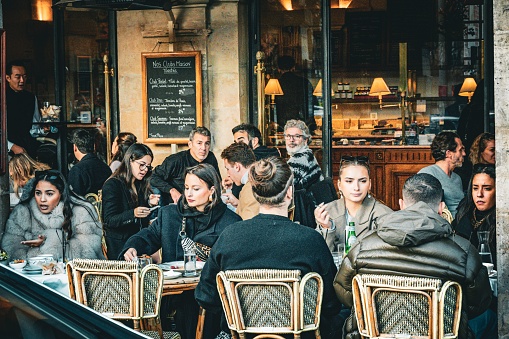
124, 248, 138, 261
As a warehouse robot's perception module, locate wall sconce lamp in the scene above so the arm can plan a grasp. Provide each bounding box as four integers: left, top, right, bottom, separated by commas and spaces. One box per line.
458, 77, 477, 103
32, 0, 53, 21
339, 0, 353, 8
369, 77, 394, 108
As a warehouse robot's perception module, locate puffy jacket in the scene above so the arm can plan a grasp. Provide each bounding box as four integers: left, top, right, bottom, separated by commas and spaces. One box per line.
334, 201, 491, 339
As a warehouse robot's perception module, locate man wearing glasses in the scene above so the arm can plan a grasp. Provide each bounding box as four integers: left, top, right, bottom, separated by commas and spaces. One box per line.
284, 119, 323, 190
68, 129, 112, 196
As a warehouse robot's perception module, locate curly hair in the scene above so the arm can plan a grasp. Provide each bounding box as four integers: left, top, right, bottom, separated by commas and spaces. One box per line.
469, 133, 495, 165
430, 131, 461, 161
283, 119, 310, 140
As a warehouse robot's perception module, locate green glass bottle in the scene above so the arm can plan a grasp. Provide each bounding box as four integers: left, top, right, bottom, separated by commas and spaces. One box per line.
345, 221, 357, 255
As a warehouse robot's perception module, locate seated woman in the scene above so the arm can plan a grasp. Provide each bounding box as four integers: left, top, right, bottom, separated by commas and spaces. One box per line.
109, 132, 137, 172
314, 156, 392, 251
453, 164, 496, 267
9, 153, 50, 206
469, 132, 495, 166
1, 170, 104, 261
122, 163, 241, 338
102, 143, 160, 260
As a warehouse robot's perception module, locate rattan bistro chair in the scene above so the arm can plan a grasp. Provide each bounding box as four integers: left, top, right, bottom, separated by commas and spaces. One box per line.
352, 274, 462, 339
67, 259, 180, 339
216, 269, 323, 339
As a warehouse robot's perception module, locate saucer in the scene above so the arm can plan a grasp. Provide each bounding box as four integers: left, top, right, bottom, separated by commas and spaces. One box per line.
163, 270, 182, 280
23, 266, 43, 275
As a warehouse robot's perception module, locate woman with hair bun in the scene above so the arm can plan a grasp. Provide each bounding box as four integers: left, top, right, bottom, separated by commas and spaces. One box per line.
196, 156, 341, 337
109, 132, 137, 172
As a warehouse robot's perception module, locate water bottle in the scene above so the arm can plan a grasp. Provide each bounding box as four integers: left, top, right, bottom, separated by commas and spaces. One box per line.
477, 231, 493, 264
345, 221, 357, 255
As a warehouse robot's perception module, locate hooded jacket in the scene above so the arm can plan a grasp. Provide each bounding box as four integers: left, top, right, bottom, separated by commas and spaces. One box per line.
118, 197, 241, 262
334, 201, 491, 339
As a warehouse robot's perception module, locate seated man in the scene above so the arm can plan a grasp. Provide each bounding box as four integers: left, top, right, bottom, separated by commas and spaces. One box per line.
68, 129, 111, 196
335, 173, 492, 338
196, 157, 341, 338
220, 142, 259, 220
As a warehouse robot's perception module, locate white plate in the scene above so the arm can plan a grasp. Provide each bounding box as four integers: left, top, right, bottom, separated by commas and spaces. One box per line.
160, 261, 205, 273
163, 270, 182, 280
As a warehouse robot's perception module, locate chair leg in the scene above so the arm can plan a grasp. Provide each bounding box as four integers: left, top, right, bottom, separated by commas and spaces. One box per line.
195, 307, 206, 339
314, 328, 321, 338
133, 319, 141, 331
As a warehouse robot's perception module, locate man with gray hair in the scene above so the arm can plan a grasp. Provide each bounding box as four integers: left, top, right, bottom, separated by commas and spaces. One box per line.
335, 173, 493, 338
151, 126, 221, 204
284, 119, 323, 190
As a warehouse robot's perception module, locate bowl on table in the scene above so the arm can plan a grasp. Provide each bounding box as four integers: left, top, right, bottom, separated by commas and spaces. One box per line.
9, 259, 27, 270
28, 256, 53, 268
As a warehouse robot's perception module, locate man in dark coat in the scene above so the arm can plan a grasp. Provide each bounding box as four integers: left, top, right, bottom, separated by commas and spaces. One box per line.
68, 129, 112, 196
335, 173, 493, 339
151, 126, 221, 205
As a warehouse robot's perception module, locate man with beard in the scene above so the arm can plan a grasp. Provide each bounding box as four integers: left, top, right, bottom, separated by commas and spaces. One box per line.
232, 123, 280, 160
284, 119, 323, 190
418, 131, 466, 217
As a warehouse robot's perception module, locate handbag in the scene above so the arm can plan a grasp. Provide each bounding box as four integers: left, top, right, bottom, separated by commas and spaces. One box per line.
179, 217, 211, 261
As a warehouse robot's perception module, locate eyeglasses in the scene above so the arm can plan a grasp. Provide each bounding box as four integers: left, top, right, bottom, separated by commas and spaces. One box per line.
340, 155, 370, 165
35, 169, 61, 180
284, 134, 303, 140
134, 160, 153, 172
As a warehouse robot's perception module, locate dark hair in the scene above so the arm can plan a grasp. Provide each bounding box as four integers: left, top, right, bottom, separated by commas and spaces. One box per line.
189, 126, 211, 141
232, 123, 262, 142
114, 143, 154, 205
455, 164, 496, 223
28, 170, 72, 239
111, 132, 138, 164
6, 60, 25, 76
249, 157, 293, 206
430, 131, 461, 161
71, 129, 95, 154
221, 142, 256, 167
339, 155, 371, 178
277, 55, 296, 71
469, 132, 495, 165
183, 163, 222, 211
402, 173, 443, 211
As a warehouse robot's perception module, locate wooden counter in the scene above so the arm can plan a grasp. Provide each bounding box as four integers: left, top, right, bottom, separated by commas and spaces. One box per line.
279, 145, 434, 210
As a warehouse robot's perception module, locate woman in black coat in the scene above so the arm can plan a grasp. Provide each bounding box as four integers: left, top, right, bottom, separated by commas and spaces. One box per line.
101, 143, 160, 260
122, 163, 241, 338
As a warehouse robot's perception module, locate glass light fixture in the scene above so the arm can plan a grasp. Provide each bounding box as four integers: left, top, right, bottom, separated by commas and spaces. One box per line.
32, 0, 53, 21
339, 0, 353, 8
458, 77, 477, 103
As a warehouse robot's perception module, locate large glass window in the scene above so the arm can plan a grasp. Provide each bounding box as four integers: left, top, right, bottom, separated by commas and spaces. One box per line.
259, 0, 487, 146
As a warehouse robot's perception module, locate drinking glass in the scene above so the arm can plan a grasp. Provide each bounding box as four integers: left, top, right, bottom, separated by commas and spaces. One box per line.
137, 255, 152, 269
477, 231, 493, 264
183, 248, 197, 276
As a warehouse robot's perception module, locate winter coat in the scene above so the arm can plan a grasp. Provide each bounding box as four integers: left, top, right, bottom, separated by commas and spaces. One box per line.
119, 197, 241, 262
1, 197, 104, 261
334, 201, 492, 339
316, 195, 392, 251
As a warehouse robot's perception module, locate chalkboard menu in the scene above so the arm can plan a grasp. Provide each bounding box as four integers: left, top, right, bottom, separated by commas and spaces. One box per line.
142, 52, 202, 143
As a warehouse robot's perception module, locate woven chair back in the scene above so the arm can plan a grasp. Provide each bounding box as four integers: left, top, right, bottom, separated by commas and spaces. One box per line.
352, 274, 462, 339
216, 269, 323, 338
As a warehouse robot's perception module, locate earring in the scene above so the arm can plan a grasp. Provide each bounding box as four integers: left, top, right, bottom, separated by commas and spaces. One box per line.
368, 191, 372, 199
209, 195, 213, 202
338, 190, 343, 199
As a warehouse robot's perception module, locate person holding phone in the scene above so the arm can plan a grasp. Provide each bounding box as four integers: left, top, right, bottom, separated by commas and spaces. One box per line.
101, 143, 159, 259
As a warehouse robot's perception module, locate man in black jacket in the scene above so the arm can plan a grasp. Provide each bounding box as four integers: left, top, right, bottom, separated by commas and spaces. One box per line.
68, 129, 112, 196
151, 126, 221, 205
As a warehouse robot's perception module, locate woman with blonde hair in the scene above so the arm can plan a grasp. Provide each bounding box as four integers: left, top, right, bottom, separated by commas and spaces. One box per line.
9, 153, 50, 205
469, 132, 495, 166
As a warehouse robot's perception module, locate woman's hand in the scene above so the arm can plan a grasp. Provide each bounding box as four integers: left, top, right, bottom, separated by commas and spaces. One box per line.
314, 203, 332, 228
21, 235, 45, 248
134, 206, 151, 218
149, 194, 160, 207
124, 248, 138, 261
